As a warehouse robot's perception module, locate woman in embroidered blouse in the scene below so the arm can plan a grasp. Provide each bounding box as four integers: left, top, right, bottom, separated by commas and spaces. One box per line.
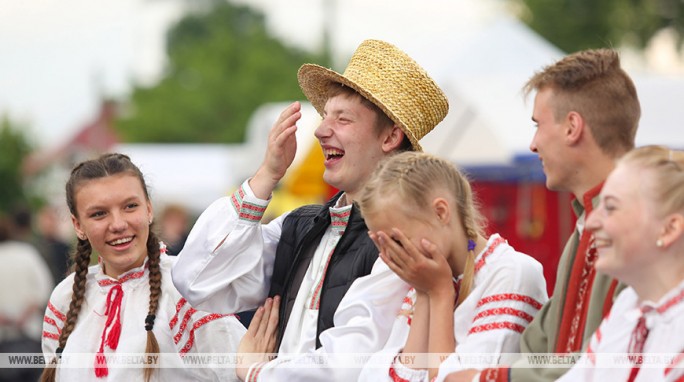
40, 153, 246, 382
558, 145, 684, 382
356, 151, 548, 382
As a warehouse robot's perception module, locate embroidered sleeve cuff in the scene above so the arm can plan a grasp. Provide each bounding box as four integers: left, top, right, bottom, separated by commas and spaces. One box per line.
230, 180, 269, 223
390, 354, 428, 381
479, 366, 509, 382
245, 361, 268, 382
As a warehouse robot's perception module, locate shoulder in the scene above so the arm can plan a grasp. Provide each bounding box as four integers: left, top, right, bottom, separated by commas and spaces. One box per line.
486, 237, 544, 279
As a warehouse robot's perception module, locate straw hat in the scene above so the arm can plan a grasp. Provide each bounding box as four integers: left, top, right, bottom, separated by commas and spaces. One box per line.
297, 39, 448, 151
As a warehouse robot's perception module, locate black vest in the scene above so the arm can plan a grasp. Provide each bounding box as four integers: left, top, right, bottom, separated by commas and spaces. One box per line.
268, 193, 378, 349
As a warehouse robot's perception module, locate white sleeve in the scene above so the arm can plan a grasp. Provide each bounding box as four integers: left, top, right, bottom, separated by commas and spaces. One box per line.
245, 259, 410, 382
41, 276, 73, 358
435, 253, 549, 382
170, 296, 247, 382
171, 181, 286, 313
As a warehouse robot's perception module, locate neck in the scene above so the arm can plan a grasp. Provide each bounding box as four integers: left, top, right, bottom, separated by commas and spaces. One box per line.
571, 154, 617, 201
630, 258, 684, 303
448, 234, 488, 276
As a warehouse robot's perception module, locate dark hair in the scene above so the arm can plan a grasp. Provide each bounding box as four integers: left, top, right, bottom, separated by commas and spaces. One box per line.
41, 153, 161, 382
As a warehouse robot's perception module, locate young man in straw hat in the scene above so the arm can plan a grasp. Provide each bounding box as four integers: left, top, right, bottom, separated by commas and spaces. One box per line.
172, 39, 449, 381
443, 49, 640, 382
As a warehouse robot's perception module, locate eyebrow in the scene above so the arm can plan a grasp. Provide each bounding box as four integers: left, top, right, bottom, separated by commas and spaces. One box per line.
83, 196, 142, 213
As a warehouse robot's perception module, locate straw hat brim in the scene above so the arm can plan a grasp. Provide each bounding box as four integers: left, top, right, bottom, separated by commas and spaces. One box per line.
298, 63, 422, 151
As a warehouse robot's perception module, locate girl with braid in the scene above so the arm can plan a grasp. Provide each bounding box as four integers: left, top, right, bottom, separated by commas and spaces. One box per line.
356, 152, 548, 382
40, 153, 245, 382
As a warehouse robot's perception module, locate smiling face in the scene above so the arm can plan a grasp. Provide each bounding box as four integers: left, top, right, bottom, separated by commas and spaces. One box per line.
314, 93, 399, 200
71, 173, 153, 278
529, 87, 575, 192
586, 162, 661, 284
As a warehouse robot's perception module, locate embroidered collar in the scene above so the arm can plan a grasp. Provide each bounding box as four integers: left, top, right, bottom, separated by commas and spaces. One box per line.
630, 280, 684, 327
472, 234, 506, 273
95, 242, 166, 287
329, 204, 352, 235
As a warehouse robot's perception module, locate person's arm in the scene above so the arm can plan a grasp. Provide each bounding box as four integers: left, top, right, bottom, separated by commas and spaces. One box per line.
172, 102, 301, 314
242, 258, 410, 382
171, 181, 286, 313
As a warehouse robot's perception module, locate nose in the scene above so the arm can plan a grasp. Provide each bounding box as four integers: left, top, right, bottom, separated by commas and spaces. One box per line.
529, 132, 538, 153
109, 211, 128, 232
314, 117, 332, 140
585, 209, 600, 233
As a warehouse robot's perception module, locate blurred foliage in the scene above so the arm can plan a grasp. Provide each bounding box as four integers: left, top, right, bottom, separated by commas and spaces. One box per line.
0, 116, 33, 213
116, 0, 324, 143
516, 0, 684, 53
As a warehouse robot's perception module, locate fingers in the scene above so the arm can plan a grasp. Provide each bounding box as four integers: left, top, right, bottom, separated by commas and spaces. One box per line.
255, 298, 273, 340
246, 304, 265, 337
265, 296, 280, 353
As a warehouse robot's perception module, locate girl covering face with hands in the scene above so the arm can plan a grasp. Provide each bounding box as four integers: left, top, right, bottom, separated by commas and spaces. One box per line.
356, 151, 548, 382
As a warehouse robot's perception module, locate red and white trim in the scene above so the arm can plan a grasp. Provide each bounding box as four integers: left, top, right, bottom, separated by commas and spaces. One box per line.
179, 313, 229, 356
230, 185, 267, 223
475, 293, 544, 310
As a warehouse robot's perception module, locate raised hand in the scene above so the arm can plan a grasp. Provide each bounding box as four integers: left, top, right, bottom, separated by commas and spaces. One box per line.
371, 228, 453, 296
250, 102, 302, 199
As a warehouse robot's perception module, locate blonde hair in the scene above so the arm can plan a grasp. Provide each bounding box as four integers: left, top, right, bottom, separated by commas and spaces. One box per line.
357, 151, 486, 305
619, 145, 684, 218
524, 48, 640, 157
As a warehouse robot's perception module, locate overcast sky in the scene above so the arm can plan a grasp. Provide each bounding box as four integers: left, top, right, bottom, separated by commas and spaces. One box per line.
1, 0, 682, 150
0, 0, 508, 149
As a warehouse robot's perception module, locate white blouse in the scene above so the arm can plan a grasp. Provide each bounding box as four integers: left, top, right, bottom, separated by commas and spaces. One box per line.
42, 250, 246, 381
358, 234, 549, 382
558, 280, 684, 382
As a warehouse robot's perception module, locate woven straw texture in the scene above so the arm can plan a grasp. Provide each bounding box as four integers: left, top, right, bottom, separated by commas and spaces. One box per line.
297, 39, 448, 151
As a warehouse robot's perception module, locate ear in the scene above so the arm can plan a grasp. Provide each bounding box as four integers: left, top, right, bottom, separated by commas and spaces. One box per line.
658, 213, 684, 248
381, 125, 405, 153
71, 214, 86, 240
565, 111, 584, 145
432, 197, 451, 226
146, 201, 154, 225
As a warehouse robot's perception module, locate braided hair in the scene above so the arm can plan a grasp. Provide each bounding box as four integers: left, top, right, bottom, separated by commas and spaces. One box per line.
357, 151, 486, 306
41, 153, 162, 382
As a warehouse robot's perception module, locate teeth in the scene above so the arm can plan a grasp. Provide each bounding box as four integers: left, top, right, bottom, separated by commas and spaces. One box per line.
323, 148, 344, 159
110, 237, 133, 245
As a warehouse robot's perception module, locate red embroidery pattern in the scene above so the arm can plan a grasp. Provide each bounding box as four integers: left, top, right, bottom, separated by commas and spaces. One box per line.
179, 313, 228, 356
231, 186, 266, 222
308, 248, 336, 310
388, 355, 411, 382
665, 351, 684, 376
43, 316, 62, 335
47, 301, 66, 322
474, 236, 506, 272
97, 268, 146, 287
468, 321, 526, 335
248, 361, 267, 382
173, 307, 197, 344
564, 237, 598, 353
476, 293, 543, 310
42, 331, 59, 340
480, 366, 508, 382
472, 307, 535, 324
169, 298, 188, 330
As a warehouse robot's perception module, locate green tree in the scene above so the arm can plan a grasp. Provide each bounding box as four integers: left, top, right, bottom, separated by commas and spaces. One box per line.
116, 0, 324, 143
0, 116, 33, 213
516, 0, 684, 53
